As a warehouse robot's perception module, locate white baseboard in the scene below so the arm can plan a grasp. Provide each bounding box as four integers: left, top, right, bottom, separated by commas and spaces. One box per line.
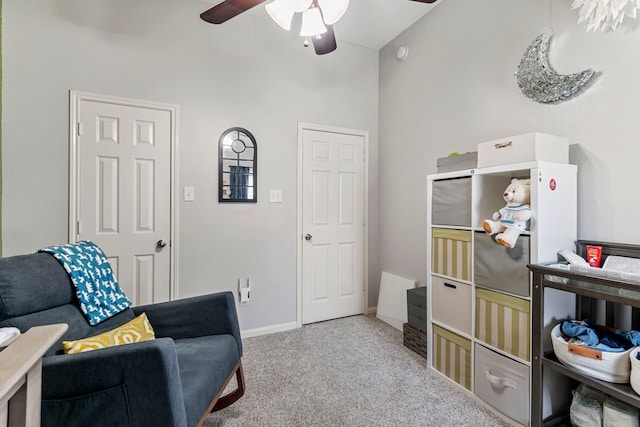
240, 321, 299, 339
241, 310, 377, 339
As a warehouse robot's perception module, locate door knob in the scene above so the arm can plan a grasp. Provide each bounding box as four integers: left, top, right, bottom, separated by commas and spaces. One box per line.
157, 239, 167, 248
305, 234, 312, 241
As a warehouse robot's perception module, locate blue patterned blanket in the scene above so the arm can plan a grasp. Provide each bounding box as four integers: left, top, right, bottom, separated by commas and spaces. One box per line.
39, 241, 131, 325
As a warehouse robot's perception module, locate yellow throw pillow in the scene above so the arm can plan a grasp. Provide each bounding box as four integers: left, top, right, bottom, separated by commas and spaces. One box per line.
62, 312, 155, 354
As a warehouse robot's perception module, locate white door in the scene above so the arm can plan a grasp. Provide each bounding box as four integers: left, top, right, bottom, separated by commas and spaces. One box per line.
301, 128, 365, 324
72, 93, 174, 306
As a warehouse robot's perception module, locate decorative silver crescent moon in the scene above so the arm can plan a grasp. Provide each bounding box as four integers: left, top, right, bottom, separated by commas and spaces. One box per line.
516, 32, 596, 103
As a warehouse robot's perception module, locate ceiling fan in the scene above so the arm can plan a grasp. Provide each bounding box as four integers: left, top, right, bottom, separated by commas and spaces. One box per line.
201, 0, 438, 55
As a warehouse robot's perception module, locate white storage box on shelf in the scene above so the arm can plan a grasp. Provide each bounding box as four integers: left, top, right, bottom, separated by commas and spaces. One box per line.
477, 132, 569, 168
630, 348, 640, 395
551, 324, 633, 384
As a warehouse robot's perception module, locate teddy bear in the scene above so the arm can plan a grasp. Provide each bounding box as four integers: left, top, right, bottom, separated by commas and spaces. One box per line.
482, 178, 532, 248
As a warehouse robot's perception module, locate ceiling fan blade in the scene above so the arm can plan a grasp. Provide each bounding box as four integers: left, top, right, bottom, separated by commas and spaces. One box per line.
410, 0, 438, 3
200, 0, 266, 24
312, 25, 337, 55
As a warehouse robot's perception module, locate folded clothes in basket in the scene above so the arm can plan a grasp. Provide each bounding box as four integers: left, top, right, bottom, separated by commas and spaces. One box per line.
561, 320, 637, 353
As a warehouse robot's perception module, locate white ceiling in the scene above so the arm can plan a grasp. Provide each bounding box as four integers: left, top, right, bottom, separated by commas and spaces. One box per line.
199, 0, 440, 50
332, 0, 439, 49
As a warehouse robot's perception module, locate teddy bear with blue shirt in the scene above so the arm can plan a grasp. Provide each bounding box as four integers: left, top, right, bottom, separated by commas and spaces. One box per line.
483, 178, 532, 248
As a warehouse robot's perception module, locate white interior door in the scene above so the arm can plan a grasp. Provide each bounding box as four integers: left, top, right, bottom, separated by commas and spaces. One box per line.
301, 128, 365, 324
72, 93, 175, 306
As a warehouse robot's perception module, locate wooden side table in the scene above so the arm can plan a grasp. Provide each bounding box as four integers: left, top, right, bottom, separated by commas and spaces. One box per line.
0, 324, 68, 427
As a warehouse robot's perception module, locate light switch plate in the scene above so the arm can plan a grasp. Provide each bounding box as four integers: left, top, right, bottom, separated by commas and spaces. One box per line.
184, 186, 195, 202
269, 189, 282, 203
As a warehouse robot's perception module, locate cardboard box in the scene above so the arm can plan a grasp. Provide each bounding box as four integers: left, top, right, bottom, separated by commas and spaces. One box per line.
477, 132, 569, 168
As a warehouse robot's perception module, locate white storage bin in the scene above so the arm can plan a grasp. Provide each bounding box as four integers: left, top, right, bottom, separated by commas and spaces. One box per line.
474, 343, 530, 426
477, 132, 569, 168
431, 276, 472, 336
551, 323, 633, 383
630, 348, 640, 394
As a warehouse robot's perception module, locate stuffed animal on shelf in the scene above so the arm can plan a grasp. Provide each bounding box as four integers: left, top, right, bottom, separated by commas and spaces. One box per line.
483, 178, 532, 248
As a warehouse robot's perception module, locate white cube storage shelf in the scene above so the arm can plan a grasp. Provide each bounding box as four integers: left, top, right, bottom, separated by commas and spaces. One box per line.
427, 160, 577, 426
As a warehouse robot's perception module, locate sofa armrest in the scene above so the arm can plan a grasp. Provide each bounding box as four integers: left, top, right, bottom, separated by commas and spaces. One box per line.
133, 292, 242, 357
133, 291, 242, 357
42, 338, 188, 427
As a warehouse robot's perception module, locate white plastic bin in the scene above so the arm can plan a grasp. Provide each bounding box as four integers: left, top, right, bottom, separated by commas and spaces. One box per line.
477, 132, 568, 168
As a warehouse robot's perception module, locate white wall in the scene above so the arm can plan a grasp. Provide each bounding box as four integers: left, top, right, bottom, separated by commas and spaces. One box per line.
2, 0, 379, 331
379, 0, 640, 288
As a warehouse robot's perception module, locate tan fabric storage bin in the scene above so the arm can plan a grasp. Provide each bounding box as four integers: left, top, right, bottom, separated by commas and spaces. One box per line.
432, 229, 471, 281
433, 324, 472, 390
476, 288, 530, 362
474, 343, 530, 426
432, 177, 472, 227
431, 276, 472, 336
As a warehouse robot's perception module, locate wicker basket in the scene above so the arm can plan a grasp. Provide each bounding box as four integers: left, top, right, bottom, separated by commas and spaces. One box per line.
630, 348, 640, 394
403, 323, 427, 359
551, 323, 633, 384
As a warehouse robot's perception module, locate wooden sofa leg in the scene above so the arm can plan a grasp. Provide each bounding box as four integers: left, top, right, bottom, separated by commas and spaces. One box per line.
212, 361, 245, 412
196, 361, 246, 427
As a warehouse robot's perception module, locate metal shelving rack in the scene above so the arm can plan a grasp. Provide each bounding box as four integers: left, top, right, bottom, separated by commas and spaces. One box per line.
530, 240, 640, 426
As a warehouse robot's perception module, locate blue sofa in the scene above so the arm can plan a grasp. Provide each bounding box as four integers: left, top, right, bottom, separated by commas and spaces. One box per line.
0, 252, 244, 427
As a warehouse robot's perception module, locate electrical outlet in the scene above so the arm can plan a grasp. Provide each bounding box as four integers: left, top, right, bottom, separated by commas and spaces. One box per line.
239, 277, 250, 306
239, 288, 250, 306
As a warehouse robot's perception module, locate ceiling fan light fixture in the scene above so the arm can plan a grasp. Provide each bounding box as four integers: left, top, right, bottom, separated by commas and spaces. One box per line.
300, 6, 327, 36
317, 0, 349, 25
265, 0, 295, 31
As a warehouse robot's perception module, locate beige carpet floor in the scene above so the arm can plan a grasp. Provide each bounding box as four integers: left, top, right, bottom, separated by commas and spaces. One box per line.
204, 315, 513, 426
